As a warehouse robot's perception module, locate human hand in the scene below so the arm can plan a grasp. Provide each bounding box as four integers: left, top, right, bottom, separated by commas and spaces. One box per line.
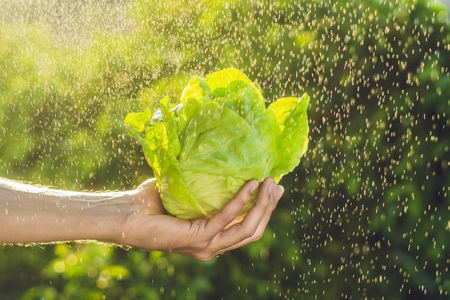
115, 178, 284, 261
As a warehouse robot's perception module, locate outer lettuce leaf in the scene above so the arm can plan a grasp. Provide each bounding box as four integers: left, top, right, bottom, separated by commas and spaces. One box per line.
180, 76, 212, 103
159, 96, 180, 157
125, 109, 163, 184
125, 68, 309, 220
205, 68, 264, 104
179, 101, 268, 179
126, 98, 207, 217
124, 109, 153, 132
269, 93, 310, 176
175, 98, 201, 141
268, 97, 300, 130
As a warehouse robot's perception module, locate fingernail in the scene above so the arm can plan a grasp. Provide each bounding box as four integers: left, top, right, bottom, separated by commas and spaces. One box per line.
268, 181, 275, 196
277, 185, 285, 200
249, 181, 259, 194
272, 184, 278, 198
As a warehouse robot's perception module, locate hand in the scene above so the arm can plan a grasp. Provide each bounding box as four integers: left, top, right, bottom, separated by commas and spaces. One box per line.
116, 178, 284, 261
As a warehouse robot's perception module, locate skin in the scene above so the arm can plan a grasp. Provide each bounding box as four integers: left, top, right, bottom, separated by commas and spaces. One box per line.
0, 177, 283, 261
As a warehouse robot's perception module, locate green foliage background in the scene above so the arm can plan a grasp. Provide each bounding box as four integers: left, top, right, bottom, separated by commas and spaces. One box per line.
0, 0, 449, 299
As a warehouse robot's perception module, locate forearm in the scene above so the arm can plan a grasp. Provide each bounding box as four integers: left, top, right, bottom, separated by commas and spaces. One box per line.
0, 178, 138, 244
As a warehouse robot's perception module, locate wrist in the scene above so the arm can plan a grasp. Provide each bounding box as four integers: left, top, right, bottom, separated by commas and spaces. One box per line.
87, 190, 140, 244
110, 179, 163, 248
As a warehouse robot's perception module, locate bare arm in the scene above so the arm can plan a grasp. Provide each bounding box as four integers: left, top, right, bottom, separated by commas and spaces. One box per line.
0, 177, 283, 260
0, 178, 138, 243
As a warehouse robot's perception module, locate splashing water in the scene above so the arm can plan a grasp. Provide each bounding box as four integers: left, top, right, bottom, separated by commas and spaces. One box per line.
0, 0, 449, 299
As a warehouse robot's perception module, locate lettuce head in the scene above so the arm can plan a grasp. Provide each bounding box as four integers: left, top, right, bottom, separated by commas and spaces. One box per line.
125, 68, 309, 220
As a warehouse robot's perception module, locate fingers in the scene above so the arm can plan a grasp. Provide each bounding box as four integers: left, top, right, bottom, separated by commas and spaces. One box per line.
204, 179, 259, 237
207, 178, 281, 252
234, 178, 275, 232
182, 178, 283, 261
195, 183, 283, 261
213, 185, 284, 255
240, 184, 284, 243
223, 212, 247, 230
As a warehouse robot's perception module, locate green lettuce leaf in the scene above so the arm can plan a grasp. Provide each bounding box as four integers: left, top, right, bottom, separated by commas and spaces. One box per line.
125, 68, 309, 219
